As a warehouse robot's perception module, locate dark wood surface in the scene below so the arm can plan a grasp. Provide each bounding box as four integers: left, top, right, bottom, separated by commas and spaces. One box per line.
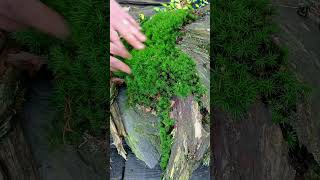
0, 120, 39, 180
213, 102, 295, 180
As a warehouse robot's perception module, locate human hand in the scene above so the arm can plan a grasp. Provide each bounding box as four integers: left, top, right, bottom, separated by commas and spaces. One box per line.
110, 0, 146, 49
110, 35, 133, 74
0, 0, 69, 39
110, 56, 131, 74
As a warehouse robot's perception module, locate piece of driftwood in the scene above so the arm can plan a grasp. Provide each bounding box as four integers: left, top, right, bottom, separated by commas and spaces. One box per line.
110, 81, 128, 160
213, 102, 295, 180
164, 96, 210, 180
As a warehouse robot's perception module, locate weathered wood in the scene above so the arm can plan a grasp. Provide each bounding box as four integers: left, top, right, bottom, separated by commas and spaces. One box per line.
273, 1, 320, 165
0, 120, 39, 180
177, 12, 210, 113
110, 116, 127, 160
164, 96, 210, 180
213, 102, 295, 180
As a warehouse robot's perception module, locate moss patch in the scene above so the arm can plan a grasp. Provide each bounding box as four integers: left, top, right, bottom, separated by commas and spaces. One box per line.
212, 0, 310, 121
124, 10, 205, 170
11, 0, 107, 144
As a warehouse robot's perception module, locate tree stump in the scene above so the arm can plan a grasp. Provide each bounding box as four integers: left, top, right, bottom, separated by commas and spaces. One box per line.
110, 6, 210, 180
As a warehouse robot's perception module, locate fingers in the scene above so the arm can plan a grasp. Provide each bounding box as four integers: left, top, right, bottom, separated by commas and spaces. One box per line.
125, 13, 141, 30
6, 0, 70, 39
110, 27, 120, 42
110, 42, 131, 59
110, 0, 146, 50
0, 15, 26, 31
115, 22, 146, 49
110, 56, 131, 74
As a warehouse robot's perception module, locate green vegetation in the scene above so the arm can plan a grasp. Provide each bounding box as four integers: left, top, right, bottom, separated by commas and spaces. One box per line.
212, 0, 310, 122
125, 10, 205, 170
12, 0, 107, 144
154, 0, 208, 12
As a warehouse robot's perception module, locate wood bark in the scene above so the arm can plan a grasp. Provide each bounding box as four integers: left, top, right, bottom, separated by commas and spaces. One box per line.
164, 96, 210, 180
0, 120, 39, 180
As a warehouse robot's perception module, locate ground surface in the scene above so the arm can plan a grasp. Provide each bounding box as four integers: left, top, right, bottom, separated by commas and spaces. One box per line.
110, 144, 210, 180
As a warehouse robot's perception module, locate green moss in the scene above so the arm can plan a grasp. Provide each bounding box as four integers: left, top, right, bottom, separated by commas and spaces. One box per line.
125, 10, 205, 170
12, 0, 107, 144
212, 0, 310, 123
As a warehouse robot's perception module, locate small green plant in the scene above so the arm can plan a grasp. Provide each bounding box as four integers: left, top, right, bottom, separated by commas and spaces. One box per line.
154, 0, 208, 12
125, 10, 205, 170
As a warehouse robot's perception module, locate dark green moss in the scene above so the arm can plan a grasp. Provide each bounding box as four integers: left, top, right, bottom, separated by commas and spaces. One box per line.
12, 0, 107, 144
212, 0, 310, 121
125, 10, 205, 170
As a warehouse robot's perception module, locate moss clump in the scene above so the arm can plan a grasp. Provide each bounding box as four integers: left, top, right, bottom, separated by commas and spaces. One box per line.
125, 10, 205, 170
12, 0, 107, 144
212, 0, 310, 121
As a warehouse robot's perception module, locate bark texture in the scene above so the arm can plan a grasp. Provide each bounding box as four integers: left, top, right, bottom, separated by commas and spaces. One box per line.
164, 96, 210, 180
213, 102, 295, 180
273, 0, 320, 165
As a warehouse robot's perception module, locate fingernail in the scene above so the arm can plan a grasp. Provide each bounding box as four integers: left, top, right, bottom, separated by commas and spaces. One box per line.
141, 35, 147, 41
138, 44, 145, 49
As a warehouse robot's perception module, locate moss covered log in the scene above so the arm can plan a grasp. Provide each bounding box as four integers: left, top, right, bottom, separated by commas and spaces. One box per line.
212, 0, 310, 123
125, 10, 206, 170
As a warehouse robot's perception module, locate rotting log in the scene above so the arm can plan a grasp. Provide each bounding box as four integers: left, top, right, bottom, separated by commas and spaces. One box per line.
110, 81, 127, 160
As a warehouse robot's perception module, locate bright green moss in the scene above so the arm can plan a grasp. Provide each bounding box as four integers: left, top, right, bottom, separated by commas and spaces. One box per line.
125, 10, 205, 170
